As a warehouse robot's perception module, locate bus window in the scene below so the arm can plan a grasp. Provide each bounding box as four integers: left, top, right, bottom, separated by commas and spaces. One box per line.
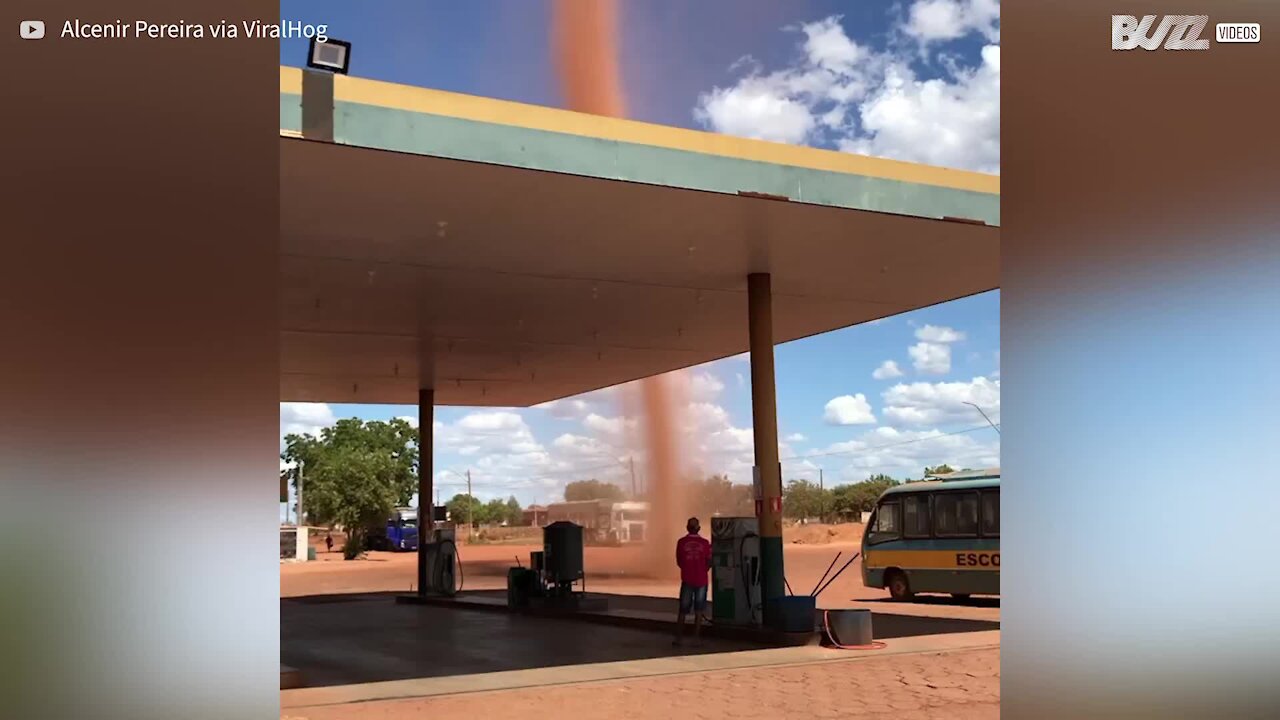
980, 490, 999, 537
867, 501, 901, 545
903, 494, 931, 538
934, 492, 979, 537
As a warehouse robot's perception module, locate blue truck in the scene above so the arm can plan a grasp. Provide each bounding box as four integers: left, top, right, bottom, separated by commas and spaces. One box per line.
373, 505, 450, 551
379, 506, 420, 552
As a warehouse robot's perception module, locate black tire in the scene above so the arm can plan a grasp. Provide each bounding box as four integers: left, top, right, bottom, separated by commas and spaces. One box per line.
886, 570, 914, 601
952, 593, 971, 601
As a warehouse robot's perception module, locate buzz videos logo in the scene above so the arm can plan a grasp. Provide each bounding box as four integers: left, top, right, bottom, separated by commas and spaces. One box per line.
1112, 15, 1261, 50
1113, 15, 1209, 50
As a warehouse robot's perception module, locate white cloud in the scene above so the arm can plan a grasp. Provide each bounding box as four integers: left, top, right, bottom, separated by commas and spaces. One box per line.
821, 425, 999, 482
873, 360, 905, 380
458, 411, 525, 433
786, 433, 808, 443
687, 372, 726, 402
903, 0, 1000, 44
551, 433, 617, 460
838, 45, 999, 174
280, 402, 335, 441
695, 73, 817, 144
915, 324, 966, 343
399, 409, 574, 504
694, 18, 879, 147
909, 341, 952, 374
823, 394, 877, 425
442, 415, 530, 450
882, 376, 1000, 426
582, 412, 638, 444
802, 15, 866, 71
694, 5, 1000, 174
907, 325, 966, 375
534, 399, 591, 420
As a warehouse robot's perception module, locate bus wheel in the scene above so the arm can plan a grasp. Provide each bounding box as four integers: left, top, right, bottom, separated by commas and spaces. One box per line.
886, 570, 914, 601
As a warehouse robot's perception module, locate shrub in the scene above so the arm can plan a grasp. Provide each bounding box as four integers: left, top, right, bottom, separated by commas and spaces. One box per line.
343, 534, 365, 560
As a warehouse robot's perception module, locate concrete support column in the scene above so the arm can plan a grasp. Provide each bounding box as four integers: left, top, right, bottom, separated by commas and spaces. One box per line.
747, 273, 786, 623
300, 69, 334, 142
416, 387, 434, 596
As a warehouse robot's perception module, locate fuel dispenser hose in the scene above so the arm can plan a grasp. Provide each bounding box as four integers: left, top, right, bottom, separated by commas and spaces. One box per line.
435, 538, 465, 595
738, 531, 760, 624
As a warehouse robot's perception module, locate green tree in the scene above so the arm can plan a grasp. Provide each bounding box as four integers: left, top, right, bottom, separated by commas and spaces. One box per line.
782, 479, 832, 520
689, 475, 753, 517
305, 447, 403, 557
564, 479, 625, 503
504, 496, 523, 525
446, 493, 484, 527
830, 475, 900, 518
280, 418, 419, 525
924, 464, 956, 478
483, 498, 512, 525
279, 418, 419, 558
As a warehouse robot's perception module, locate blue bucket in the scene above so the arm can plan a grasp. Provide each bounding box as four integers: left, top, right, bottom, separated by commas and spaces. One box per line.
767, 595, 816, 633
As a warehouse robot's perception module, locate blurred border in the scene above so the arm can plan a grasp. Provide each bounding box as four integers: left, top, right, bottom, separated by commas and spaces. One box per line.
1, 1, 279, 719
1003, 1, 1280, 717
5, 1, 1280, 719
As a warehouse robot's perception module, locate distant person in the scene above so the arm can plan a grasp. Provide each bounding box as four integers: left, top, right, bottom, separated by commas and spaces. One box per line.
325, 532, 333, 554
674, 517, 712, 646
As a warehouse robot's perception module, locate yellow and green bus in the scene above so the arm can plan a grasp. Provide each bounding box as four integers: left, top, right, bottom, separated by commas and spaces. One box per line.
861, 475, 999, 601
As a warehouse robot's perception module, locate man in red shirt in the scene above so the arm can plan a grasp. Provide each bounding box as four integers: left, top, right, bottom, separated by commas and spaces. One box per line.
674, 516, 712, 646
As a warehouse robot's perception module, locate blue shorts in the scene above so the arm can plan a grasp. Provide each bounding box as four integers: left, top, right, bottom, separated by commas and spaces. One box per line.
679, 583, 707, 614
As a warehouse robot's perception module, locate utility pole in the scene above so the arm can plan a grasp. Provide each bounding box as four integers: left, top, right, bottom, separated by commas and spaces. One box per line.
297, 460, 305, 528
466, 469, 473, 540
629, 457, 637, 498
819, 468, 824, 522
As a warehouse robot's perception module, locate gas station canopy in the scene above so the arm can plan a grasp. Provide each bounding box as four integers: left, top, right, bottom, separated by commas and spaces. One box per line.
279, 68, 1000, 407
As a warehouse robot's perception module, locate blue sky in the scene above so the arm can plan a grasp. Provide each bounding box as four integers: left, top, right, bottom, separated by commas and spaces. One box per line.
279, 1, 1001, 518
279, 1, 981, 121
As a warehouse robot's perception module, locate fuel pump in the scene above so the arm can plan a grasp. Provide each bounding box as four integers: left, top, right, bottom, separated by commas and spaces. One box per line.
711, 516, 762, 626
423, 527, 458, 596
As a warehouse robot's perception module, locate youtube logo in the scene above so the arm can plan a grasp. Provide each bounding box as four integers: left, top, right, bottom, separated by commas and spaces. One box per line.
20, 20, 46, 40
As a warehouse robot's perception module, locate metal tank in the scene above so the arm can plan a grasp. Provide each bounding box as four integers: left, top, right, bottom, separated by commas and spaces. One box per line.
825, 608, 874, 646
542, 521, 584, 594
